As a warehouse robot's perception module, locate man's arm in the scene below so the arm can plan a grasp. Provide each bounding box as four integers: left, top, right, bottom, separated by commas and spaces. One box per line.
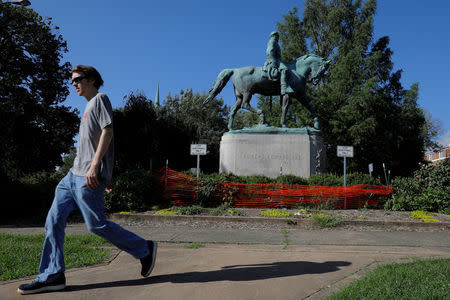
86, 126, 113, 189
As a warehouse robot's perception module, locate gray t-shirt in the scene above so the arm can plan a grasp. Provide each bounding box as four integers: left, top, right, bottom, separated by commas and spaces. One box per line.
71, 93, 114, 180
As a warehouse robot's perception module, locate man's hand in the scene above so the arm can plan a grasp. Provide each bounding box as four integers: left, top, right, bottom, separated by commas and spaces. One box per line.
86, 165, 100, 189
105, 179, 113, 193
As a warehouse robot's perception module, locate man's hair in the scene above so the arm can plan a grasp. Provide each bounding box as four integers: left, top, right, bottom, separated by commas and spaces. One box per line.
72, 65, 104, 89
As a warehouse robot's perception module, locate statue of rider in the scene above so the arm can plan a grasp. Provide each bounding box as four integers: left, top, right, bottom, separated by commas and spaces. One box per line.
262, 31, 293, 95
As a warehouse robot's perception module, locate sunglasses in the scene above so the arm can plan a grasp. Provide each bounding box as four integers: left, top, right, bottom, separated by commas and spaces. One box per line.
71, 75, 87, 84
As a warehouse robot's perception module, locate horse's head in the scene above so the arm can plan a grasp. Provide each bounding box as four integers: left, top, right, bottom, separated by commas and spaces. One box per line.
295, 54, 331, 85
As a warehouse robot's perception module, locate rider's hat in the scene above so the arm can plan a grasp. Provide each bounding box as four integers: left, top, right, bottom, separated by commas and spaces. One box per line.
270, 31, 279, 38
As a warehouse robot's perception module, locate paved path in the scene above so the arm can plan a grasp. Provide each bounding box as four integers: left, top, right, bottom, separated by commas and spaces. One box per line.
1, 223, 449, 299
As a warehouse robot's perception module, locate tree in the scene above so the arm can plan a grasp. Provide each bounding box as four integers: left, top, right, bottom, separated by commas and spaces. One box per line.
0, 3, 78, 177
275, 0, 430, 176
162, 89, 228, 144
113, 92, 160, 171
113, 90, 228, 174
159, 89, 229, 173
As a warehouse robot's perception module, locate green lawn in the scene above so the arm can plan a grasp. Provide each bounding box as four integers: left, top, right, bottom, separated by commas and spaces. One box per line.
0, 233, 113, 281
328, 258, 450, 299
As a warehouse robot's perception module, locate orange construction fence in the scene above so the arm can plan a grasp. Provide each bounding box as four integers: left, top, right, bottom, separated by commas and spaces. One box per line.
155, 167, 393, 209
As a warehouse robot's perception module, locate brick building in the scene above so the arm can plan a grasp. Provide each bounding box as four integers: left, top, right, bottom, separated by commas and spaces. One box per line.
425, 144, 450, 165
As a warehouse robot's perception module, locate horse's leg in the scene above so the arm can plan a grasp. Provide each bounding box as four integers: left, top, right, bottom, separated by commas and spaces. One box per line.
281, 94, 290, 128
228, 93, 243, 130
241, 93, 266, 125
299, 96, 319, 129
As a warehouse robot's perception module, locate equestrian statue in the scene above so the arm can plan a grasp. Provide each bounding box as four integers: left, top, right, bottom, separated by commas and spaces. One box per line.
204, 31, 331, 131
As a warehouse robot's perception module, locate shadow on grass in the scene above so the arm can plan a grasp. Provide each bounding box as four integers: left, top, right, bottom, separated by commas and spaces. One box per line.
67, 260, 351, 291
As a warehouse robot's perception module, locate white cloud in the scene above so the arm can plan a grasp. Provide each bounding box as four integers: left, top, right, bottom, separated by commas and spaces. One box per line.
437, 130, 450, 147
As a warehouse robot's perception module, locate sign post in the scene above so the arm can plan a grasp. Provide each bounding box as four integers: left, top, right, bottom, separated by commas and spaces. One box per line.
190, 144, 207, 178
337, 146, 354, 209
368, 163, 373, 177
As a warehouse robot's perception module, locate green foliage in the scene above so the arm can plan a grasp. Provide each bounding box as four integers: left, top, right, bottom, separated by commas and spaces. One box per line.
311, 212, 342, 228
54, 147, 77, 180
184, 242, 205, 249
260, 209, 292, 218
346, 172, 382, 185
275, 1, 431, 177
385, 161, 450, 213
0, 3, 78, 177
155, 208, 178, 215
408, 211, 439, 222
277, 174, 309, 185
104, 170, 162, 213
161, 89, 228, 173
308, 173, 342, 186
1, 171, 60, 222
173, 205, 203, 215
240, 175, 276, 184
227, 208, 244, 216
114, 90, 228, 173
277, 6, 307, 63
328, 258, 450, 299
0, 233, 111, 281
195, 177, 223, 207
163, 88, 228, 144
414, 161, 450, 189
210, 202, 231, 216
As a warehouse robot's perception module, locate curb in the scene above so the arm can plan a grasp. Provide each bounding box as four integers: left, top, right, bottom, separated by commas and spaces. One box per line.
110, 213, 450, 229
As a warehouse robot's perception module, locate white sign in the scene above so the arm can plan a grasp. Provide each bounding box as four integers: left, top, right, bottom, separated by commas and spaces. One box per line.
368, 163, 373, 173
337, 146, 354, 158
190, 144, 207, 155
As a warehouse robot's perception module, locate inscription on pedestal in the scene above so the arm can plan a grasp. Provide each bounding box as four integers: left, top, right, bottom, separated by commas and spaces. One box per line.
219, 133, 326, 178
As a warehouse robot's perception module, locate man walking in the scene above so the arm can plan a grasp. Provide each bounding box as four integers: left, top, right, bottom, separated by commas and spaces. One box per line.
18, 65, 157, 295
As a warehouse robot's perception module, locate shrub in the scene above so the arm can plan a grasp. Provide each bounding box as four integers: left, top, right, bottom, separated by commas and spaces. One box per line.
173, 205, 203, 215
385, 161, 449, 213
260, 209, 292, 218
155, 208, 178, 215
346, 172, 382, 185
2, 171, 60, 223
227, 208, 244, 216
104, 170, 162, 213
308, 173, 342, 186
195, 177, 221, 207
276, 174, 308, 185
240, 175, 276, 184
210, 202, 231, 216
311, 212, 342, 227
414, 160, 450, 189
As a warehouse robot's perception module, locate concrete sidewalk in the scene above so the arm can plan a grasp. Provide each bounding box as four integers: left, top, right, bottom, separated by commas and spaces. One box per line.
1, 223, 449, 299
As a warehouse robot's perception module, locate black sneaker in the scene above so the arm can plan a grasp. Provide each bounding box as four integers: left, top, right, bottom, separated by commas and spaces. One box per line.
140, 240, 157, 277
17, 273, 66, 295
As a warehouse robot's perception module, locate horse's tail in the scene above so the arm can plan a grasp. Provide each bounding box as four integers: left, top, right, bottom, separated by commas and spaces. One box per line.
203, 69, 234, 105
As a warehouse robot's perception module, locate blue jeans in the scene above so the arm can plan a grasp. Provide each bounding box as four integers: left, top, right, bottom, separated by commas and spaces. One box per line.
37, 171, 149, 282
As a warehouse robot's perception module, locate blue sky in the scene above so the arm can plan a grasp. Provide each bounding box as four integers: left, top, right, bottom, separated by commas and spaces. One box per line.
30, 0, 449, 145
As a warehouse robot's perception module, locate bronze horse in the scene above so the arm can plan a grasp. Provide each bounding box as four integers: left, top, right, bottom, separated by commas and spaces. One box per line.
204, 54, 330, 130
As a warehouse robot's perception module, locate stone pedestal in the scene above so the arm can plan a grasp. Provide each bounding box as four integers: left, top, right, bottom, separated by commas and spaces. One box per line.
219, 128, 327, 178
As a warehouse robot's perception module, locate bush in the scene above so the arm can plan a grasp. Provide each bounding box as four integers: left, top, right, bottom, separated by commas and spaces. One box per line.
346, 172, 382, 185
210, 202, 231, 216
311, 212, 342, 227
414, 160, 450, 189
195, 177, 222, 207
240, 175, 276, 184
308, 173, 342, 186
385, 161, 450, 213
1, 171, 60, 223
104, 170, 162, 213
173, 205, 203, 215
276, 174, 309, 185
